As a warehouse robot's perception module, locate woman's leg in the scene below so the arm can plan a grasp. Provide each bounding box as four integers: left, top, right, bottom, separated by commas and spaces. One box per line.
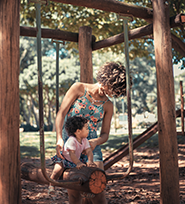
68, 189, 82, 204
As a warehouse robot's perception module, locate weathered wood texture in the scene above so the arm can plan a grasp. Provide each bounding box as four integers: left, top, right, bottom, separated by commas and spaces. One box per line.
63, 167, 106, 194
0, 0, 21, 204
93, 14, 184, 51
21, 163, 106, 194
79, 26, 93, 83
180, 81, 184, 135
53, 0, 153, 20
20, 14, 184, 56
20, 27, 79, 42
153, 0, 180, 203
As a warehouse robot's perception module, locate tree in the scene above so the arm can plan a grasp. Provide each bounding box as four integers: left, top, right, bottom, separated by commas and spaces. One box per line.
19, 55, 80, 130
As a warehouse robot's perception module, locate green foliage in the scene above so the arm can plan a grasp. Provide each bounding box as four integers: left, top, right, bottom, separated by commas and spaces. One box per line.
19, 50, 80, 127
20, 0, 185, 67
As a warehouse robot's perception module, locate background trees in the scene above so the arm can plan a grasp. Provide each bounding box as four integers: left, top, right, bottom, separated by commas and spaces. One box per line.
19, 0, 185, 130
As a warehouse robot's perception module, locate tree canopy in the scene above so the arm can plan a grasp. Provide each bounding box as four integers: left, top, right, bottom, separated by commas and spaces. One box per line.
20, 0, 185, 68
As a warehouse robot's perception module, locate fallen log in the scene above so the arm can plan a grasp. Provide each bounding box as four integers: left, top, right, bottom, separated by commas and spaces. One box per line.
21, 163, 106, 194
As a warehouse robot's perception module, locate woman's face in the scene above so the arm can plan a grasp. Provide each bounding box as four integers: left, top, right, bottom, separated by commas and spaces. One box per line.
101, 85, 114, 98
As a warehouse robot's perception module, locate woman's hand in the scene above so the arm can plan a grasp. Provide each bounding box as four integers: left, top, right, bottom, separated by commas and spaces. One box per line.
88, 138, 98, 151
56, 138, 65, 159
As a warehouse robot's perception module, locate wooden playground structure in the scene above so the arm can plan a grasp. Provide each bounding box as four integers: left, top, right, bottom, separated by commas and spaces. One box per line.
0, 0, 185, 204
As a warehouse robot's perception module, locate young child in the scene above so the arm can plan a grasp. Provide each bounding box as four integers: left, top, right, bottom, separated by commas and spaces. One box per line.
49, 116, 96, 193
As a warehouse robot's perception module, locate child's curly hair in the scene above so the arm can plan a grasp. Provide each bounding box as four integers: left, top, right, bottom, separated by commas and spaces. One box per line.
65, 116, 88, 137
96, 61, 132, 97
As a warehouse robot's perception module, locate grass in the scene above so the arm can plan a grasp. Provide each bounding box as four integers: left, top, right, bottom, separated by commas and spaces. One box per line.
20, 130, 184, 159
20, 132, 56, 158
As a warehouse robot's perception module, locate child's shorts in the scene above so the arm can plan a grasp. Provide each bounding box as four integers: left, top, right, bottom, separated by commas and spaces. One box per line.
51, 152, 87, 168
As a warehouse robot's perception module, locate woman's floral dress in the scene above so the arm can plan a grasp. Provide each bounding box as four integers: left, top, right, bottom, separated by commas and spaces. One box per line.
51, 89, 109, 165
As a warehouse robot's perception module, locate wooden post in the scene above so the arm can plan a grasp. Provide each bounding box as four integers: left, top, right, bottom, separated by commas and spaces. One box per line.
180, 81, 184, 135
79, 26, 93, 83
0, 0, 21, 204
153, 0, 180, 203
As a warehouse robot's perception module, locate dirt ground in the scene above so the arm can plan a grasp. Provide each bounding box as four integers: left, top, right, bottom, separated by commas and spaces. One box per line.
21, 143, 185, 204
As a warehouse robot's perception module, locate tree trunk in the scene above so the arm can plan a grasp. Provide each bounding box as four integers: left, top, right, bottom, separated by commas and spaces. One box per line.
153, 0, 180, 203
0, 0, 21, 203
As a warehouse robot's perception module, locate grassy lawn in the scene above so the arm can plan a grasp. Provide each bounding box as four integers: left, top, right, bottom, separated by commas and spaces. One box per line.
20, 130, 184, 159
19, 130, 158, 159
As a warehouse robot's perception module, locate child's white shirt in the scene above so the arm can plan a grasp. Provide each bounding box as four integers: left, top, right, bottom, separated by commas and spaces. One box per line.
62, 136, 90, 163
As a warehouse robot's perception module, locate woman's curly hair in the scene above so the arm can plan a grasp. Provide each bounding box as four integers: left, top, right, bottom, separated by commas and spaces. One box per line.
96, 61, 132, 97
65, 116, 88, 137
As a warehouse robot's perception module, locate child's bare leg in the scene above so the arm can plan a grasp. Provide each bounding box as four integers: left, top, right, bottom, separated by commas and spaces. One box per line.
49, 163, 63, 191
50, 163, 63, 180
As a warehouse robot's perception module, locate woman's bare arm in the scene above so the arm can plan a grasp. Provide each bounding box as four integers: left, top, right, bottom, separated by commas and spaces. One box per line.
55, 82, 84, 157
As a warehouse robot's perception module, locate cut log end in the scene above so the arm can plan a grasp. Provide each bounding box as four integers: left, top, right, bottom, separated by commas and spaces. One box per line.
89, 170, 106, 194
181, 15, 185, 23
63, 166, 107, 194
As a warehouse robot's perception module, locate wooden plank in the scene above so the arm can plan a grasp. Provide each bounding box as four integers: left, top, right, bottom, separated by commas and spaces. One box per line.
0, 0, 21, 203
153, 0, 179, 203
53, 0, 153, 20
79, 26, 93, 83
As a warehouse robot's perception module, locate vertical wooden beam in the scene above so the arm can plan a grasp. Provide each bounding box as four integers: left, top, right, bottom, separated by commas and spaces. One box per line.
180, 81, 184, 135
153, 0, 179, 203
0, 0, 21, 204
78, 26, 93, 204
79, 26, 93, 83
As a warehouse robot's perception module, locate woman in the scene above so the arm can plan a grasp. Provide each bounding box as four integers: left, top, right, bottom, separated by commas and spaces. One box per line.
54, 61, 128, 204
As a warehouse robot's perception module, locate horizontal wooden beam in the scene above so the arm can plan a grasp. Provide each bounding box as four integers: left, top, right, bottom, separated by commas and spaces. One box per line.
20, 26, 96, 43
20, 14, 184, 53
93, 13, 185, 51
20, 26, 79, 42
52, 0, 153, 20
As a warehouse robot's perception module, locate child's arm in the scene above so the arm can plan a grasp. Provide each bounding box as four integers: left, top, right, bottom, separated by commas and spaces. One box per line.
69, 150, 85, 169
85, 148, 97, 167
